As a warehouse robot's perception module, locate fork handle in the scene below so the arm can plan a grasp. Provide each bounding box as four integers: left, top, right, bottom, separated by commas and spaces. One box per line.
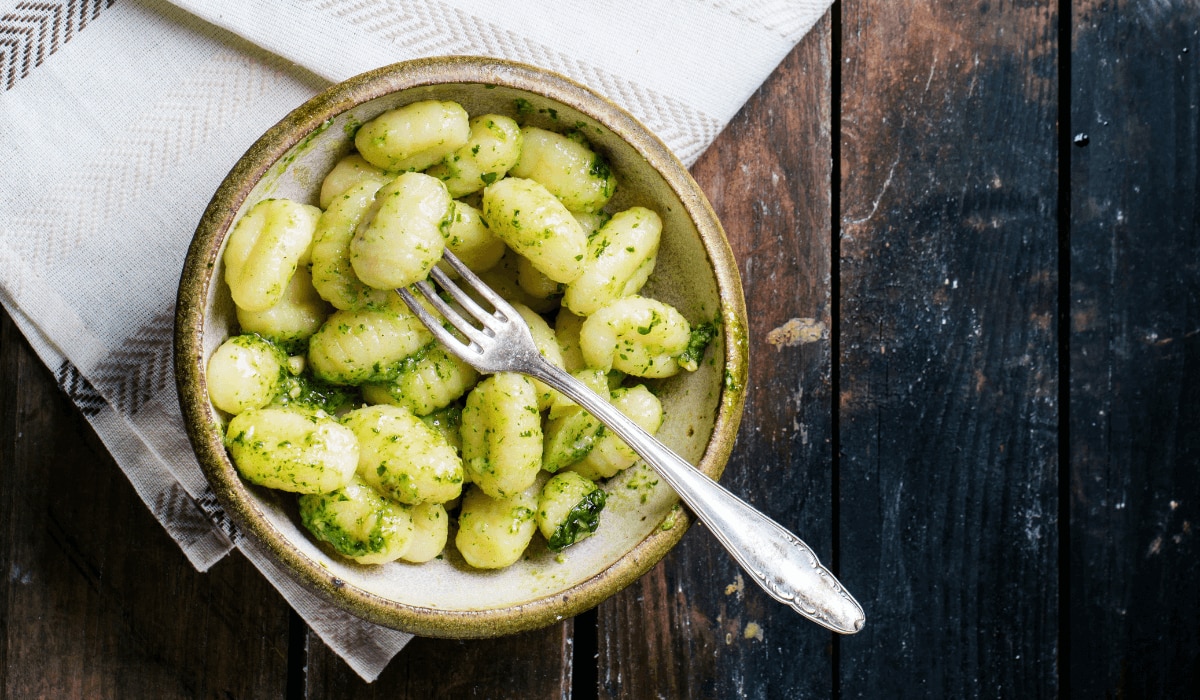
527, 362, 865, 634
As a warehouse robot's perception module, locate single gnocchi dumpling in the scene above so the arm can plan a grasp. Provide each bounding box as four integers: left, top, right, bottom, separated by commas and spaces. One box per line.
439, 200, 506, 275
236, 267, 331, 347
318, 154, 392, 209
350, 172, 452, 290
343, 404, 464, 505
224, 198, 322, 312
298, 476, 415, 564
425, 114, 523, 197
355, 100, 470, 172
579, 296, 692, 378
307, 306, 433, 385
207, 334, 286, 415
401, 501, 450, 563
455, 481, 541, 569
480, 177, 586, 284
508, 127, 616, 213
225, 407, 359, 493
563, 207, 662, 316
361, 344, 479, 416
310, 181, 396, 311
537, 471, 607, 551
461, 373, 543, 499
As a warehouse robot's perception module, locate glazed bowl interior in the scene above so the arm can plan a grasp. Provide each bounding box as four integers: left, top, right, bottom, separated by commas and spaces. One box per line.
176, 57, 747, 638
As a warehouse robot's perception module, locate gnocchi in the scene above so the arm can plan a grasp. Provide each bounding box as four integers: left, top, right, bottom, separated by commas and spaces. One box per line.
350, 172, 452, 290
579, 296, 692, 378
361, 344, 479, 416
439, 200, 506, 275
509, 126, 616, 213
225, 407, 358, 493
562, 207, 661, 316
310, 180, 395, 311
207, 334, 285, 415
567, 385, 664, 481
211, 97, 718, 571
425, 114, 523, 197
460, 373, 543, 499
455, 480, 540, 569
480, 177, 587, 284
299, 476, 415, 564
342, 404, 464, 505
537, 472, 606, 551
355, 100, 470, 172
236, 266, 330, 346
318, 154, 391, 210
223, 198, 321, 312
307, 305, 432, 385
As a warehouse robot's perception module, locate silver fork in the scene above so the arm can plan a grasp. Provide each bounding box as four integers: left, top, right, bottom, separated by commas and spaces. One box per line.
399, 251, 865, 634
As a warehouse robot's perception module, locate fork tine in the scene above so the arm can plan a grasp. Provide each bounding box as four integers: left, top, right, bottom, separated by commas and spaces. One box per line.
427, 263, 503, 331
414, 280, 496, 347
439, 250, 520, 322
399, 283, 490, 352
396, 287, 471, 352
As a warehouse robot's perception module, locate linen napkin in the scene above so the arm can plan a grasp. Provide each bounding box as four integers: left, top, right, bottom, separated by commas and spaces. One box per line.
0, 0, 830, 681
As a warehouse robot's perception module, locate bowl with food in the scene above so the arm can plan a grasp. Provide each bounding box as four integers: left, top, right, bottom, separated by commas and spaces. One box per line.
175, 56, 748, 638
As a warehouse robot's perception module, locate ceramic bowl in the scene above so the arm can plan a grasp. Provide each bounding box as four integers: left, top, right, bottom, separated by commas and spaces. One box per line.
175, 56, 748, 638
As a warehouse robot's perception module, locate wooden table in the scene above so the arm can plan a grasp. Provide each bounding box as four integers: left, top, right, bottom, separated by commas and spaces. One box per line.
3, 2, 1198, 697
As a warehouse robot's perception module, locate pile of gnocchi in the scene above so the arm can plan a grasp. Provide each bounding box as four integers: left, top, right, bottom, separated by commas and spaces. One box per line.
207, 98, 716, 570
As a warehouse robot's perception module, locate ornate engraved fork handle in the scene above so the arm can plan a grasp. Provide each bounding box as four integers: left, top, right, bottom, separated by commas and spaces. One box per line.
525, 359, 865, 634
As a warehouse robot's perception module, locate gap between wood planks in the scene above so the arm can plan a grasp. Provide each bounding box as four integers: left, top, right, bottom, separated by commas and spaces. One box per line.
1056, 0, 1072, 695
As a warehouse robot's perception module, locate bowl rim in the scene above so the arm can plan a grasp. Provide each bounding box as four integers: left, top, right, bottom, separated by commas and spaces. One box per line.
175, 55, 748, 638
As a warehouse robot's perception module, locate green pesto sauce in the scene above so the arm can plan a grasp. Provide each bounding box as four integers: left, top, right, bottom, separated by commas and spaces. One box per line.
547, 487, 606, 551
721, 312, 749, 396
678, 320, 718, 368
659, 504, 681, 531
274, 371, 359, 414
588, 154, 612, 181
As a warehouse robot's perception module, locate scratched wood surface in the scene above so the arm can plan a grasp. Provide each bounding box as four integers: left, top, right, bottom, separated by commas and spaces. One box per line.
1069, 1, 1200, 696
837, 0, 1061, 696
4, 2, 1200, 698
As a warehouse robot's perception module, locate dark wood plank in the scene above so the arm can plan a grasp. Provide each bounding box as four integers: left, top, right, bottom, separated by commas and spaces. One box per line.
303, 623, 572, 698
837, 1, 1059, 695
0, 309, 292, 699
1069, 1, 1200, 695
594, 21, 836, 699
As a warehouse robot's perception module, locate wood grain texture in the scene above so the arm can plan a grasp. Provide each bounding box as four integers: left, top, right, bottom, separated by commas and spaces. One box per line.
0, 310, 291, 699
594, 19, 836, 699
1069, 1, 1200, 696
838, 1, 1060, 695
303, 623, 573, 698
